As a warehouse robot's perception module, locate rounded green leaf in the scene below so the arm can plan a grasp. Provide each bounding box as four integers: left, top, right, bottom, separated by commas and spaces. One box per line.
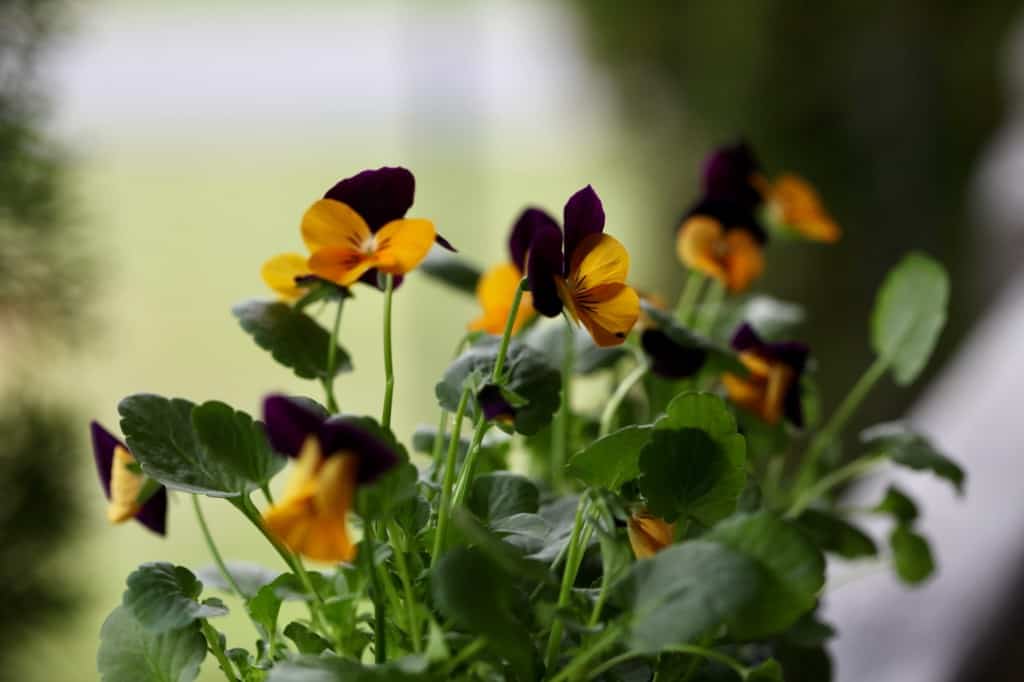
123, 562, 228, 633
871, 253, 949, 385
98, 605, 206, 682
192, 400, 285, 493
890, 525, 935, 584
862, 422, 964, 494
419, 250, 481, 295
232, 300, 352, 380
468, 472, 539, 523
795, 510, 878, 559
566, 425, 651, 491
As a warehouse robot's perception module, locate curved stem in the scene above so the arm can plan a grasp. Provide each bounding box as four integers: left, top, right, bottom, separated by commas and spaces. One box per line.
387, 520, 422, 652
441, 636, 488, 676
552, 319, 575, 491
585, 644, 747, 681
787, 455, 886, 518
599, 356, 650, 437
548, 623, 624, 682
381, 274, 396, 429
544, 493, 589, 669
322, 298, 345, 413
491, 279, 527, 382
432, 386, 472, 564
192, 495, 244, 597
675, 270, 706, 326
201, 619, 240, 682
450, 414, 489, 508
362, 523, 388, 663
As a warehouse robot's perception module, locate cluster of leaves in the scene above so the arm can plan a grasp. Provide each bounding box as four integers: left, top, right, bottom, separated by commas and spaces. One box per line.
97, 250, 963, 682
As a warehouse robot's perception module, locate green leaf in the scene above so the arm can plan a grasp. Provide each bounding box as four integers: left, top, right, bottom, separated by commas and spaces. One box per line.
491, 496, 580, 564
704, 512, 826, 639
452, 508, 553, 586
521, 320, 629, 375
890, 525, 935, 584
566, 425, 651, 491
613, 540, 761, 654
873, 485, 919, 524
98, 605, 206, 682
232, 300, 352, 380
123, 562, 228, 633
647, 392, 747, 525
468, 472, 539, 523
431, 547, 535, 679
794, 510, 878, 559
419, 250, 481, 296
267, 655, 431, 682
870, 253, 949, 385
192, 401, 285, 494
862, 422, 965, 494
196, 562, 278, 599
247, 582, 283, 641
436, 338, 561, 435
639, 428, 721, 522
640, 301, 745, 374
746, 659, 784, 681
283, 621, 331, 655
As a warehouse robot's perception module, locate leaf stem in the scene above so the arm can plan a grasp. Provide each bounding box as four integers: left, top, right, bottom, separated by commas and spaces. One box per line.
192, 495, 244, 597
675, 269, 706, 326
441, 636, 488, 676
548, 622, 624, 682
545, 493, 589, 670
387, 520, 422, 652
599, 356, 650, 437
433, 386, 473, 564
552, 318, 575, 492
322, 298, 345, 413
201, 619, 240, 682
381, 273, 396, 429
586, 644, 748, 681
450, 414, 489, 508
491, 279, 527, 383
695, 278, 725, 335
787, 455, 886, 518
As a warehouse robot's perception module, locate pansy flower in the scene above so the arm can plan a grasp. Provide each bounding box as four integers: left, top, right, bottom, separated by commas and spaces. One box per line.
701, 141, 763, 212
755, 173, 841, 242
627, 511, 676, 559
261, 395, 398, 563
721, 323, 809, 427
90, 421, 167, 535
676, 195, 767, 294
262, 167, 453, 297
468, 210, 542, 335
520, 186, 640, 347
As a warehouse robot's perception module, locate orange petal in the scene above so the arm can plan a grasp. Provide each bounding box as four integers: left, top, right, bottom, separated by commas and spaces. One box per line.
313, 454, 358, 522
261, 253, 313, 300
468, 262, 534, 335
308, 247, 376, 287
677, 216, 728, 283
723, 230, 764, 293
372, 218, 436, 275
627, 513, 676, 559
574, 282, 640, 347
770, 174, 841, 242
107, 445, 142, 524
301, 199, 372, 253
569, 234, 630, 288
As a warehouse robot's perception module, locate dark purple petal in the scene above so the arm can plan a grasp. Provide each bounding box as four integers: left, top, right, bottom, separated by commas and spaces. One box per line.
435, 232, 457, 252
90, 421, 121, 499
319, 417, 399, 484
262, 395, 328, 457
508, 208, 558, 272
730, 323, 765, 354
783, 383, 805, 429
641, 330, 707, 379
136, 487, 168, 536
525, 218, 565, 318
685, 196, 767, 244
357, 269, 405, 292
323, 166, 415, 231
563, 185, 605, 271
477, 384, 516, 422
702, 141, 762, 211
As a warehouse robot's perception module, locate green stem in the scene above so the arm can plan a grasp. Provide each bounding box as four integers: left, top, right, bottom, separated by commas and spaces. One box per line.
381, 273, 396, 429
201, 619, 241, 682
450, 414, 489, 508
787, 455, 886, 519
794, 356, 889, 495
545, 493, 589, 669
598, 356, 650, 438
587, 499, 613, 627
548, 623, 624, 682
695, 278, 725, 335
431, 409, 449, 472
441, 636, 488, 676
362, 523, 388, 663
192, 496, 244, 597
322, 298, 345, 413
433, 387, 473, 564
586, 644, 747, 682
387, 520, 422, 652
552, 319, 575, 491
675, 269, 706, 326
492, 279, 527, 382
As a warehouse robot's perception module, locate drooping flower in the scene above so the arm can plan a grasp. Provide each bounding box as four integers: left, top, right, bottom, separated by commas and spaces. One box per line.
721, 323, 809, 427
676, 197, 767, 294
262, 167, 453, 298
468, 210, 542, 335
261, 395, 398, 563
627, 511, 676, 559
520, 186, 640, 347
640, 329, 707, 379
755, 173, 841, 242
90, 421, 167, 535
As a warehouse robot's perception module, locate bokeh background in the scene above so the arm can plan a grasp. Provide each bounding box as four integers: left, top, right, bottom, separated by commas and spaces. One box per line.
4, 0, 1024, 680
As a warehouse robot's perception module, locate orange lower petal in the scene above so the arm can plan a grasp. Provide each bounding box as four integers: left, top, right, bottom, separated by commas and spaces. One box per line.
372, 218, 436, 275
308, 246, 376, 287
723, 231, 764, 293
628, 513, 676, 559
677, 216, 728, 283
261, 253, 314, 300
574, 283, 640, 347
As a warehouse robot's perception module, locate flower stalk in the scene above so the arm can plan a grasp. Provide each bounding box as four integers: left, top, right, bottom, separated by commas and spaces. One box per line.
381, 273, 396, 429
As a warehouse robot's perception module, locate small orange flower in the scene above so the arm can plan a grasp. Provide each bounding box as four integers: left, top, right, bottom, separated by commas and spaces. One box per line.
90, 422, 167, 535
627, 511, 676, 559
756, 173, 840, 242
721, 324, 809, 427
676, 206, 765, 293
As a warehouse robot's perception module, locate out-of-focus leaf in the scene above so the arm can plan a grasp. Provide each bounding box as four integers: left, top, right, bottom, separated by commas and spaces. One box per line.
522, 320, 629, 374
98, 605, 205, 682
890, 525, 935, 584
192, 400, 285, 493
566, 425, 651, 491
873, 485, 919, 524
419, 250, 481, 295
283, 622, 331, 655
123, 562, 228, 633
196, 562, 277, 599
232, 300, 352, 380
267, 654, 431, 681
861, 422, 964, 494
794, 510, 878, 559
468, 472, 539, 523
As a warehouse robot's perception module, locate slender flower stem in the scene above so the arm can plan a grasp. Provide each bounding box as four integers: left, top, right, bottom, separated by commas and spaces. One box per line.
545, 493, 589, 670
192, 495, 244, 597
431, 334, 470, 474
587, 498, 613, 626
450, 414, 489, 508
585, 644, 748, 681
201, 619, 241, 682
441, 636, 488, 676
548, 623, 624, 682
598, 356, 650, 438
387, 520, 422, 652
793, 356, 889, 496
695, 278, 725, 335
552, 319, 575, 491
362, 523, 388, 663
381, 273, 396, 429
675, 269, 706, 326
787, 455, 886, 519
322, 298, 345, 413
492, 279, 527, 382
432, 386, 472, 564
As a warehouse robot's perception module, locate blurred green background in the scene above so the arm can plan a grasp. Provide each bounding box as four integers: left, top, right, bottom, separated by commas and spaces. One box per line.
3, 0, 1020, 679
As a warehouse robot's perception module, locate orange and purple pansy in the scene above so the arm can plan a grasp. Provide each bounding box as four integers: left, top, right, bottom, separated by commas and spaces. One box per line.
261, 395, 398, 563
519, 186, 640, 348
90, 421, 167, 535
468, 209, 541, 335
721, 323, 809, 427
262, 167, 454, 298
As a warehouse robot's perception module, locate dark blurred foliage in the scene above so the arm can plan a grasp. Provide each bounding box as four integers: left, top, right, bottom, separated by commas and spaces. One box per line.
0, 0, 87, 669
571, 0, 1019, 442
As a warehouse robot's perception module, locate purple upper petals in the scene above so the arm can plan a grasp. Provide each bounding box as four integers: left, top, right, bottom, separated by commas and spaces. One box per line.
702, 141, 762, 210
641, 330, 707, 379
477, 384, 516, 422
563, 185, 605, 271
320, 417, 399, 484
136, 488, 168, 536
262, 395, 329, 457
509, 208, 559, 273
730, 323, 810, 427
90, 421, 121, 498
323, 166, 415, 232
730, 323, 763, 354
685, 197, 767, 244
525, 219, 566, 318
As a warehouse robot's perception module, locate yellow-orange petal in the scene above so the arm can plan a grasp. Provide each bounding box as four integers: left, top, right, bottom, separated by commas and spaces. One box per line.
107, 445, 143, 524
574, 282, 640, 347
722, 230, 764, 293
313, 454, 358, 522
301, 199, 372, 253
261, 253, 313, 300
769, 174, 841, 242
627, 512, 676, 559
371, 218, 437, 275
468, 262, 535, 335
308, 246, 377, 287
677, 216, 728, 283
570, 234, 630, 288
